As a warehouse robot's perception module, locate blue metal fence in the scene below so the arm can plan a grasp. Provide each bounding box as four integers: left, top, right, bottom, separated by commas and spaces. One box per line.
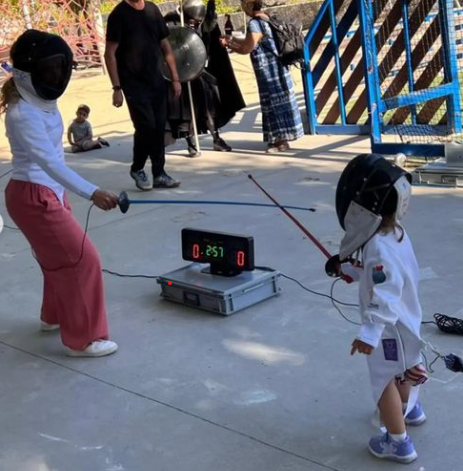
303, 0, 463, 157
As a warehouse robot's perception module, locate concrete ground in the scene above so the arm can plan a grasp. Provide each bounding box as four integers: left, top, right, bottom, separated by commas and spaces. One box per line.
1, 55, 462, 471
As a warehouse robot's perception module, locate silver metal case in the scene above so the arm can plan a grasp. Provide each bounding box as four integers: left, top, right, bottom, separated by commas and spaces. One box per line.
157, 263, 280, 315
413, 158, 463, 187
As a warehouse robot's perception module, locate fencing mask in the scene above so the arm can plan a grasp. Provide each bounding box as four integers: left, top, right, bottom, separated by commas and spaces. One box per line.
11, 29, 73, 101
336, 153, 412, 261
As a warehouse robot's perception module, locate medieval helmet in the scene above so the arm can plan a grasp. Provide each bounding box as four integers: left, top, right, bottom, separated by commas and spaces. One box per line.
183, 0, 206, 22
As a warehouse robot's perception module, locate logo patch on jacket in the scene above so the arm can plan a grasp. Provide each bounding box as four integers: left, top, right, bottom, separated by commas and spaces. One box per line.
372, 265, 386, 284
382, 339, 398, 361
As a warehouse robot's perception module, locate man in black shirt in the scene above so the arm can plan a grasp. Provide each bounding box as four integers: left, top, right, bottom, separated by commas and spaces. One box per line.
105, 0, 182, 190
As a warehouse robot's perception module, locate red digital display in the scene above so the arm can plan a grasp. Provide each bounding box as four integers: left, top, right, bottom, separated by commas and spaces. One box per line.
192, 243, 200, 259
237, 251, 245, 267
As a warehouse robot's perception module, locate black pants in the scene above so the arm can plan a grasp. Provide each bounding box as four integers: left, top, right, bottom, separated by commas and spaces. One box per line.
125, 88, 167, 178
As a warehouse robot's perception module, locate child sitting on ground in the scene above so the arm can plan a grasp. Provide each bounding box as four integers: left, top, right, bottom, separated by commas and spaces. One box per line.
67, 104, 109, 153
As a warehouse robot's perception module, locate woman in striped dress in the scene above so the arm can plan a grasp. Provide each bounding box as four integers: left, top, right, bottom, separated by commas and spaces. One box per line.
221, 0, 303, 153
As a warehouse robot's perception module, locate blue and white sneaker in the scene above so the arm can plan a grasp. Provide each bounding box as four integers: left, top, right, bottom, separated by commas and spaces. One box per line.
405, 401, 426, 426
369, 433, 418, 463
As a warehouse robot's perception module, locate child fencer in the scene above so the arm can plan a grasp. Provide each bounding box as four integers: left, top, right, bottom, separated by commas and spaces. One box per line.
328, 153, 427, 464
0, 30, 119, 357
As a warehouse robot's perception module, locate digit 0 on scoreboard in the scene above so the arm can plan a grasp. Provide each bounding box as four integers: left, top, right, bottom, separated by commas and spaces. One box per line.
192, 243, 200, 259
237, 251, 245, 267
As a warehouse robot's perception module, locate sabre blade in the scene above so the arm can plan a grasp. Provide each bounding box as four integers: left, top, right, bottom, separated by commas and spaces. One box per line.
247, 174, 331, 259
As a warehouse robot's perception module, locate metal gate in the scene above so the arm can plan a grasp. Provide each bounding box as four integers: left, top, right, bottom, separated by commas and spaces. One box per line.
303, 0, 462, 156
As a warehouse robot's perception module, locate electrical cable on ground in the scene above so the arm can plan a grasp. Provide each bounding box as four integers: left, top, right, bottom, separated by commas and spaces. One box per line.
422, 313, 463, 336
102, 265, 361, 324
102, 268, 159, 279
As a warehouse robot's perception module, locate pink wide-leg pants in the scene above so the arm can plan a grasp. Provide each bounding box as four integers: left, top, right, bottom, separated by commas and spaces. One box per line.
5, 180, 109, 350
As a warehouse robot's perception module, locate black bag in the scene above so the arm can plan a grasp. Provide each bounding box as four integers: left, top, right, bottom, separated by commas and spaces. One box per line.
259, 16, 304, 67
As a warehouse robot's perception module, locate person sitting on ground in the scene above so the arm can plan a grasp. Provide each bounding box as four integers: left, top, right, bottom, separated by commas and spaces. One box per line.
67, 104, 109, 153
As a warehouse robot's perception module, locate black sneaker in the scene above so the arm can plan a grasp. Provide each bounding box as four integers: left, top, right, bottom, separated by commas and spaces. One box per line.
152, 173, 181, 188
98, 138, 110, 147
213, 138, 232, 152
130, 169, 152, 191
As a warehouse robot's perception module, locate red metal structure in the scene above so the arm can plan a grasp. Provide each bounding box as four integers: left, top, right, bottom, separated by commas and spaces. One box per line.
0, 0, 119, 79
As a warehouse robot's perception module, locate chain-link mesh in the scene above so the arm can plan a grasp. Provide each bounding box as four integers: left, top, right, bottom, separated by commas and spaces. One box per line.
370, 0, 463, 143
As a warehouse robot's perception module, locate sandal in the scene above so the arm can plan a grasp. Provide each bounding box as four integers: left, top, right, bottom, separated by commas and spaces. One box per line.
278, 141, 290, 151
266, 144, 280, 154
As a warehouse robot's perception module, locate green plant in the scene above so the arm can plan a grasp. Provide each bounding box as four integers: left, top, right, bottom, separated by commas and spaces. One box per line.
99, 0, 240, 16
213, 0, 240, 14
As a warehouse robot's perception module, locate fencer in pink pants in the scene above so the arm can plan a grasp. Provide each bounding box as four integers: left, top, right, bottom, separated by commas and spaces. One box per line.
4, 30, 119, 356
5, 180, 109, 350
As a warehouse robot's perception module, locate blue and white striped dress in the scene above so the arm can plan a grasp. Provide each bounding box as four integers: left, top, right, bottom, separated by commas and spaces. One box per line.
248, 18, 304, 144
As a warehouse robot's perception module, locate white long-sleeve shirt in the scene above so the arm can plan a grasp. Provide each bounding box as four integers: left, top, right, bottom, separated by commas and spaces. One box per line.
5, 99, 98, 203
357, 230, 423, 348
344, 230, 425, 405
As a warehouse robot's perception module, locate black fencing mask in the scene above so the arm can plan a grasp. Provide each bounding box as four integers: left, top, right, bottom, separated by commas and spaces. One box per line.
336, 153, 412, 260
11, 29, 73, 101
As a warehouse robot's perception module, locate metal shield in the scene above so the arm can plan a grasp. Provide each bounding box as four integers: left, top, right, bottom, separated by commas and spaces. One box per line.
162, 26, 207, 83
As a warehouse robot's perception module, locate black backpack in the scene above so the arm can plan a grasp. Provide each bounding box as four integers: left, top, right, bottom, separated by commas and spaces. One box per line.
259, 16, 304, 67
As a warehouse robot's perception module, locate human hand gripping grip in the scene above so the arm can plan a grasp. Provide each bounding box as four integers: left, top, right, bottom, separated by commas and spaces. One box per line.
325, 255, 358, 284
91, 189, 119, 211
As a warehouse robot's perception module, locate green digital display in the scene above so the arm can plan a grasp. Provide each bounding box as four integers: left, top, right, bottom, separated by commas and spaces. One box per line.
204, 244, 224, 259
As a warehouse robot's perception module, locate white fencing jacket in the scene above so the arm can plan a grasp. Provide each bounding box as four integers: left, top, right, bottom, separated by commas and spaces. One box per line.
346, 230, 424, 404
5, 99, 97, 204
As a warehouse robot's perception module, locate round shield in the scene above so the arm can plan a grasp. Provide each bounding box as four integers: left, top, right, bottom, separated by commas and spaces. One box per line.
162, 26, 207, 83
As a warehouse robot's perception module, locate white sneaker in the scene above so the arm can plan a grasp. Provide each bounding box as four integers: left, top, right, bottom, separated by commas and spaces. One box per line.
40, 321, 60, 332
65, 340, 118, 358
